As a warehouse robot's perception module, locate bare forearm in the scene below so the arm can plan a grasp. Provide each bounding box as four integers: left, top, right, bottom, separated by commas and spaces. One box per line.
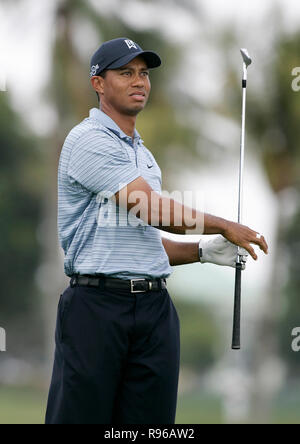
202, 213, 228, 234
116, 177, 228, 236
116, 178, 268, 259
161, 237, 200, 266
158, 196, 228, 236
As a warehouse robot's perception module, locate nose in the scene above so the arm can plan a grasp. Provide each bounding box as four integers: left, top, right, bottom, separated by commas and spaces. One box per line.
131, 73, 145, 87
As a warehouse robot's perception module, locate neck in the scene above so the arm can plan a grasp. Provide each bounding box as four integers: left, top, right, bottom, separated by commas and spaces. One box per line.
100, 104, 137, 139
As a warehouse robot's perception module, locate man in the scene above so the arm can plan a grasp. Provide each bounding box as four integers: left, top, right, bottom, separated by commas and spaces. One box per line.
45, 38, 268, 424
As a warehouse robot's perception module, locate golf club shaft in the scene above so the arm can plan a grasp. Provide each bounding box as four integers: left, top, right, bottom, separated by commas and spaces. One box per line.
232, 263, 242, 349
232, 67, 247, 350
238, 84, 247, 226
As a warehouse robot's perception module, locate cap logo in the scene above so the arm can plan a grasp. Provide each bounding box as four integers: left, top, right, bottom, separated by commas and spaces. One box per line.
124, 39, 138, 50
90, 64, 99, 77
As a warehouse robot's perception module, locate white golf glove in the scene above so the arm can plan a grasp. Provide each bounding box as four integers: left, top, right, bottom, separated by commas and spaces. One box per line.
198, 235, 248, 268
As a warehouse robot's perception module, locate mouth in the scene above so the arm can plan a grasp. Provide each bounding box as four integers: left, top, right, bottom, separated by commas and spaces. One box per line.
129, 92, 146, 101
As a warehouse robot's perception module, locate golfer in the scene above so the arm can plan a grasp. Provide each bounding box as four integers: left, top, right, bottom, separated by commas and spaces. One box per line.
45, 38, 268, 424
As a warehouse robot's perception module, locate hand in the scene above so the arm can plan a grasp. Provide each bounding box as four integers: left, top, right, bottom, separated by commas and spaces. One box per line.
199, 235, 248, 268
222, 220, 268, 261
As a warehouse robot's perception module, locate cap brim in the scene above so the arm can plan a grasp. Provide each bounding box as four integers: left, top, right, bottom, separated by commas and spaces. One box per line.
106, 50, 161, 70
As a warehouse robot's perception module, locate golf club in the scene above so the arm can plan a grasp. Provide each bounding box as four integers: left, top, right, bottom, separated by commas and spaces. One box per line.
231, 48, 252, 350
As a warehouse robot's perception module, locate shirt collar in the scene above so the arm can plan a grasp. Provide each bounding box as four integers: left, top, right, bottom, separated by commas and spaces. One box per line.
89, 108, 142, 144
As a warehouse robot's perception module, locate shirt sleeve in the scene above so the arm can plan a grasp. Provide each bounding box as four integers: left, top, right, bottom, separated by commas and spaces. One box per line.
67, 129, 141, 196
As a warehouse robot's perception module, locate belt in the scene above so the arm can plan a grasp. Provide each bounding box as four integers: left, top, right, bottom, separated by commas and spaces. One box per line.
70, 275, 167, 294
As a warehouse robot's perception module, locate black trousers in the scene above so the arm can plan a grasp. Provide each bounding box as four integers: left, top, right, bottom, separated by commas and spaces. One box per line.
45, 281, 180, 424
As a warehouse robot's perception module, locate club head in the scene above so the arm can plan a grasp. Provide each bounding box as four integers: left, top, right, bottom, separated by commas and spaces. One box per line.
240, 48, 252, 68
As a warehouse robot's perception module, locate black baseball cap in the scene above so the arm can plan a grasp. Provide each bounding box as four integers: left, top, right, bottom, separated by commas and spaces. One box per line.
90, 38, 161, 77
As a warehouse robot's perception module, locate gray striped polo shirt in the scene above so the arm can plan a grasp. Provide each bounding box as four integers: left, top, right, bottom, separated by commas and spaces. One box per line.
58, 108, 172, 280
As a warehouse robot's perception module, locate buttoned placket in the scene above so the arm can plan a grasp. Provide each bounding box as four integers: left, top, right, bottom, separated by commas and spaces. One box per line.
124, 136, 139, 167
123, 137, 148, 231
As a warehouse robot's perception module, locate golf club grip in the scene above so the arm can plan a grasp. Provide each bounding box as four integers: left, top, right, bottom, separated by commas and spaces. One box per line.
232, 264, 242, 350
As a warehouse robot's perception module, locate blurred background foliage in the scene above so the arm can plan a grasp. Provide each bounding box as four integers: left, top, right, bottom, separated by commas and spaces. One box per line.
0, 0, 300, 424
0, 94, 42, 317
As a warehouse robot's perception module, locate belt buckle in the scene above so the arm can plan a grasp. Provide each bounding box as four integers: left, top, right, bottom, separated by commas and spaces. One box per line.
130, 279, 147, 293
70, 276, 77, 288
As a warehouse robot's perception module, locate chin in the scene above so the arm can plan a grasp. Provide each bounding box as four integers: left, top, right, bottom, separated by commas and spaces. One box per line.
125, 105, 145, 116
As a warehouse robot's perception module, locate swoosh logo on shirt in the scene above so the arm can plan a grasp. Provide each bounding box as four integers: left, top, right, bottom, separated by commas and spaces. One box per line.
147, 164, 153, 168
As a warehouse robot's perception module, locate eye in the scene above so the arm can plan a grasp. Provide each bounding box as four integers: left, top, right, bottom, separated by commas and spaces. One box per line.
121, 71, 131, 76
141, 71, 149, 77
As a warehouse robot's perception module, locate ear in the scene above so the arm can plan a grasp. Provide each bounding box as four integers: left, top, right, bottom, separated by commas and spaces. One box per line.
90, 76, 105, 96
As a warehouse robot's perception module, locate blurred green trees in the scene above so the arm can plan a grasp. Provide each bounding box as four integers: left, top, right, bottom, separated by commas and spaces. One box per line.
249, 33, 300, 377
175, 300, 218, 371
282, 207, 300, 376
0, 94, 42, 318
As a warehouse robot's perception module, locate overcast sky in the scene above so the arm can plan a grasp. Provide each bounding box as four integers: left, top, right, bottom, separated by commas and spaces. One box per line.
1, 0, 300, 133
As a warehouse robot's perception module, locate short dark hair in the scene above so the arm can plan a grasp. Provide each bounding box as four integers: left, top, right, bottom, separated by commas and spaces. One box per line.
96, 70, 107, 103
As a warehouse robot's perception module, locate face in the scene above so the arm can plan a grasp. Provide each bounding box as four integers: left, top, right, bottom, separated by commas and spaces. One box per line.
95, 56, 151, 116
